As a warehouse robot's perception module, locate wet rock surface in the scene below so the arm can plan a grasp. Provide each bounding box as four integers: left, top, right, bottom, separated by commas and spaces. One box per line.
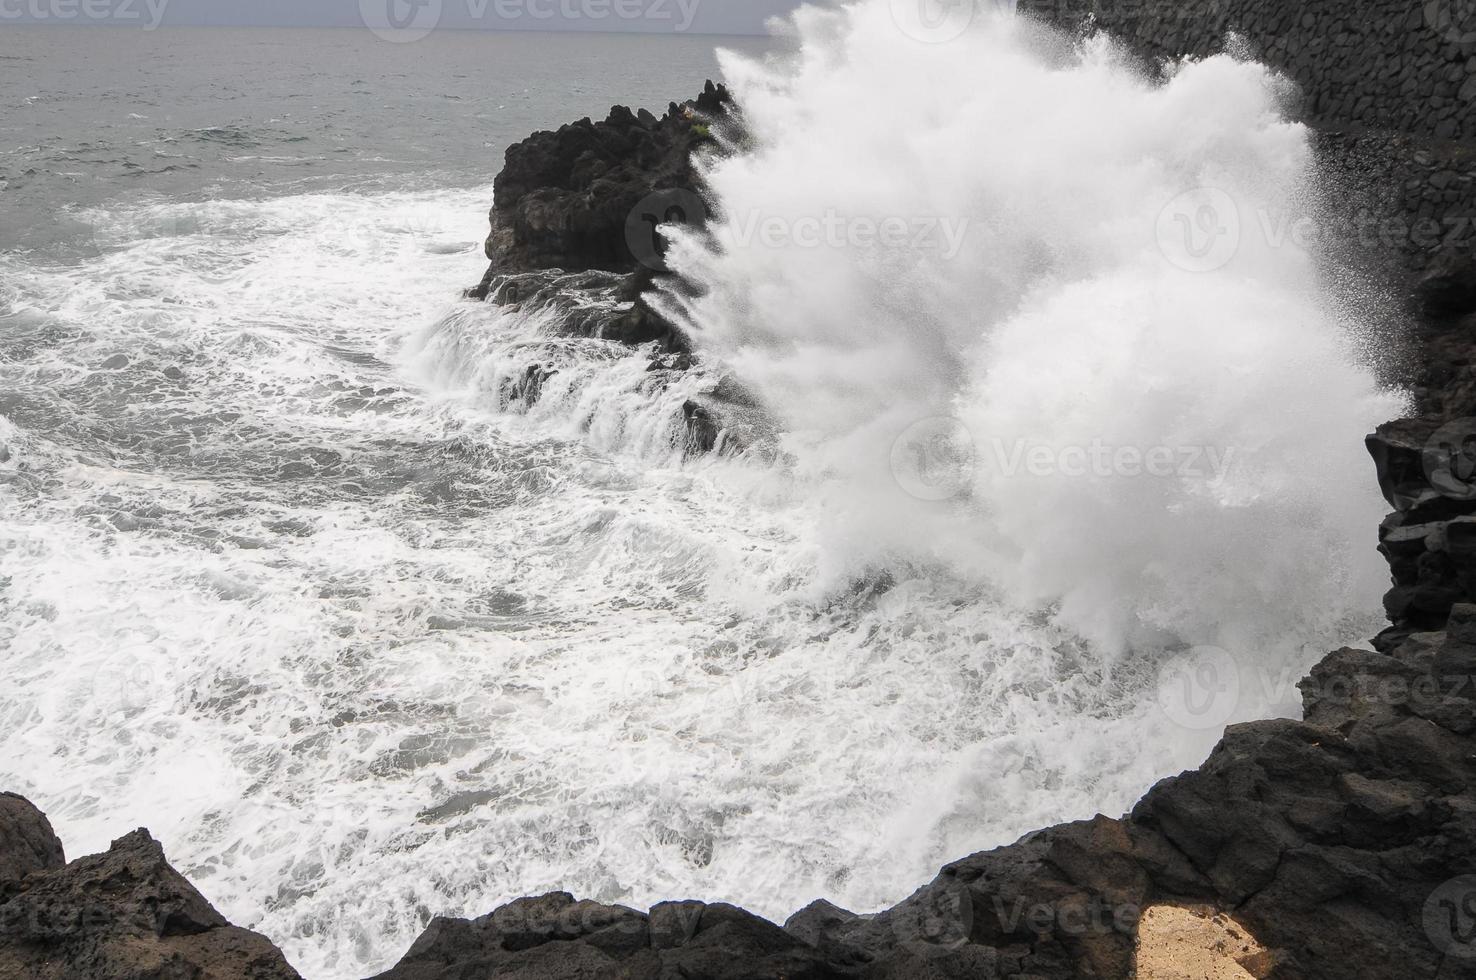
468, 81, 731, 291
0, 793, 64, 901
0, 822, 301, 979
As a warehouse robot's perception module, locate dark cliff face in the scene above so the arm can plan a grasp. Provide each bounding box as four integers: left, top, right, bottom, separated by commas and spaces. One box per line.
464, 82, 745, 450
0, 800, 302, 980
469, 80, 732, 291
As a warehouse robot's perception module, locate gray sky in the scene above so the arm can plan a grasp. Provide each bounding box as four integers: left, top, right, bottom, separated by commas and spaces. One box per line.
3, 0, 808, 34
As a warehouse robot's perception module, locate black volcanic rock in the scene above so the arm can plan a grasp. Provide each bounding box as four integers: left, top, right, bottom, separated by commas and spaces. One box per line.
367, 892, 832, 980
470, 80, 731, 289
462, 85, 733, 427
1416, 252, 1476, 321
0, 824, 302, 980
1368, 416, 1476, 648
0, 792, 64, 902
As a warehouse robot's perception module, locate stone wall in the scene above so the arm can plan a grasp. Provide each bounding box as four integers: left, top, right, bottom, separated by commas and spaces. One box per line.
1023, 0, 1476, 139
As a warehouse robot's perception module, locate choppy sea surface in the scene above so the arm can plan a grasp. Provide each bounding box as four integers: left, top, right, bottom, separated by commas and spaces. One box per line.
0, 18, 1398, 979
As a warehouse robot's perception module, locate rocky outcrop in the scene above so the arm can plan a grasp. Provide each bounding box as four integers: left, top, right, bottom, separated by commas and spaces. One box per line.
0, 793, 64, 901
464, 84, 758, 455
1407, 252, 1476, 418
468, 81, 731, 294
366, 894, 834, 980
0, 814, 301, 980
1364, 253, 1476, 649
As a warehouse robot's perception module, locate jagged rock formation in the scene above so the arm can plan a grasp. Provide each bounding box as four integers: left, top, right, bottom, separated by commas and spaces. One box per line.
465, 83, 759, 454
0, 805, 301, 980
468, 81, 732, 294
1365, 256, 1476, 649
0, 793, 64, 899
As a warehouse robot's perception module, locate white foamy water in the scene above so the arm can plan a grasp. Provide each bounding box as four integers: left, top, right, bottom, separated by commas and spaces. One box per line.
0, 6, 1404, 980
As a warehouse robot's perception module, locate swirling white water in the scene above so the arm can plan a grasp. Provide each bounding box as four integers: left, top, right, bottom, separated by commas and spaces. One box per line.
0, 8, 1403, 980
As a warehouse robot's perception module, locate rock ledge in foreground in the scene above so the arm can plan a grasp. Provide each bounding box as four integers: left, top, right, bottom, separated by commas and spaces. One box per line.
0, 812, 301, 980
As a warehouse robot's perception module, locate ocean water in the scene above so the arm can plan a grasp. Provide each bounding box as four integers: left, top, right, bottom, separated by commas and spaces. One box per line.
1, 13, 1403, 980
